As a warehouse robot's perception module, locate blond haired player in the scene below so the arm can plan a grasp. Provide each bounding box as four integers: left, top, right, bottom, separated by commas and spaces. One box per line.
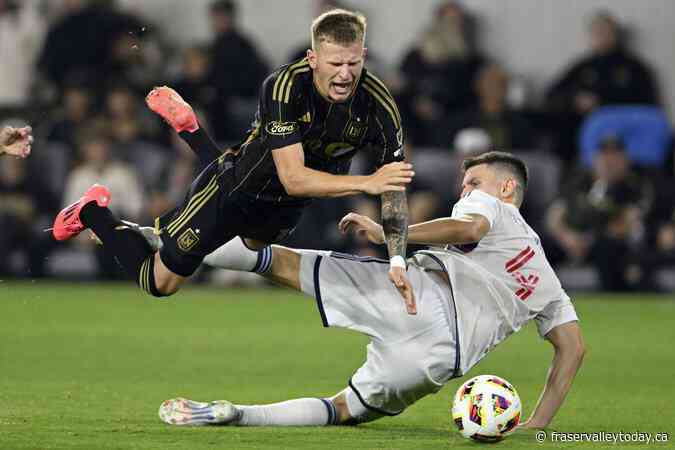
52, 9, 414, 306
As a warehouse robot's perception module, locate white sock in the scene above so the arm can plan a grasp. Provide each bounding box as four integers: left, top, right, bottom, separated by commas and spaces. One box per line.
202, 237, 272, 273
235, 398, 338, 426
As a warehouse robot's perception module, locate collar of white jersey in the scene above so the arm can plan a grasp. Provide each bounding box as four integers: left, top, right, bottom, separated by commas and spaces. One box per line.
463, 189, 518, 210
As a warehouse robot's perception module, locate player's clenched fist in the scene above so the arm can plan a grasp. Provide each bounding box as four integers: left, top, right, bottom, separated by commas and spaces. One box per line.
338, 212, 386, 244
0, 126, 33, 158
362, 162, 414, 195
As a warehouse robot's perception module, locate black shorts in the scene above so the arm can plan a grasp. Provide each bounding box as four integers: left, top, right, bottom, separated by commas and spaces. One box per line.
157, 155, 305, 276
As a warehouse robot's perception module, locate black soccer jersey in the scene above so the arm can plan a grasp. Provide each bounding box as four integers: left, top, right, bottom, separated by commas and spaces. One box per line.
231, 58, 405, 204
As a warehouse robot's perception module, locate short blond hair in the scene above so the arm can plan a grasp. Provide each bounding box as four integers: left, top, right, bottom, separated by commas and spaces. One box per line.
311, 9, 367, 49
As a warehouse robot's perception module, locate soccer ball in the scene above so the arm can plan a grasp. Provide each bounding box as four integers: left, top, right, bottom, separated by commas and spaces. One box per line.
451, 374, 521, 442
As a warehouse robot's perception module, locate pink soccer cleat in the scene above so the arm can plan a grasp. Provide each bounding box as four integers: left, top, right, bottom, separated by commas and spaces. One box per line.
145, 86, 199, 133
52, 184, 111, 241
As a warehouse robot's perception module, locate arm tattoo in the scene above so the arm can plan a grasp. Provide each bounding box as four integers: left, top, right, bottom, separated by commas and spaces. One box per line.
381, 191, 409, 258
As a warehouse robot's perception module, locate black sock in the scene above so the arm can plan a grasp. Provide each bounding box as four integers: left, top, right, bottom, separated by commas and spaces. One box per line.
179, 127, 222, 167
80, 203, 153, 281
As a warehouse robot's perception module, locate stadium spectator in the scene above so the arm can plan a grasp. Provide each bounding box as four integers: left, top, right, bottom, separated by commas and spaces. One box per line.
0, 155, 56, 277
63, 123, 144, 223
0, 0, 45, 108
38, 0, 147, 94
639, 175, 675, 289
108, 116, 167, 194
104, 84, 163, 144
545, 11, 660, 164
207, 0, 269, 142
654, 215, 675, 267
448, 63, 536, 151
546, 136, 653, 291
399, 1, 484, 146
45, 83, 94, 151
172, 46, 217, 119
103, 21, 164, 91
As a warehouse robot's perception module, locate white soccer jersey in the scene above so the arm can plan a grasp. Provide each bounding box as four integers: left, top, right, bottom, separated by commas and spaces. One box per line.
412, 189, 578, 375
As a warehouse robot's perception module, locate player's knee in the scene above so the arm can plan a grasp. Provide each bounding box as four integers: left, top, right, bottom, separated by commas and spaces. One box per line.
152, 274, 179, 297
329, 392, 354, 425
331, 389, 382, 425
139, 253, 182, 298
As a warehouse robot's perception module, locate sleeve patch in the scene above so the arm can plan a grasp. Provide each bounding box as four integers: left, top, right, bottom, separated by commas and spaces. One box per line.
265, 121, 298, 136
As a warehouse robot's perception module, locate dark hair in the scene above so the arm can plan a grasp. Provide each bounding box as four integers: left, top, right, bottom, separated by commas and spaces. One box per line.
598, 134, 625, 152
210, 0, 236, 16
463, 151, 529, 205
311, 9, 367, 48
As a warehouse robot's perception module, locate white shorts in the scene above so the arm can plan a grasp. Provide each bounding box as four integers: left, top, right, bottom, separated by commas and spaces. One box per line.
299, 251, 459, 416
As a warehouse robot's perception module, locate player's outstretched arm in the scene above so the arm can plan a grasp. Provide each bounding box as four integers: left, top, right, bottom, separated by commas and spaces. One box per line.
406, 214, 489, 245
272, 144, 413, 198
0, 126, 33, 158
522, 321, 586, 429
339, 213, 489, 246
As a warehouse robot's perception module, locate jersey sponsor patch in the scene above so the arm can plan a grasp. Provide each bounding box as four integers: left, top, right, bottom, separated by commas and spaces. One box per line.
177, 228, 200, 252
266, 121, 298, 136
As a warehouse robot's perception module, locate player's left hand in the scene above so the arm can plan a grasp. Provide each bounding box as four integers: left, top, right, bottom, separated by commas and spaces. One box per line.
338, 212, 385, 244
389, 266, 416, 314
0, 126, 33, 158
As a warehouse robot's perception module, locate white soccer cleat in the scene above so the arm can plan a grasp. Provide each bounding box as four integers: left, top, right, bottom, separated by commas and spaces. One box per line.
158, 397, 240, 426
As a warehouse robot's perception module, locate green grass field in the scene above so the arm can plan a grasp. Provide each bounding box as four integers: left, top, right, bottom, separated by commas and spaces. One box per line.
1, 282, 673, 449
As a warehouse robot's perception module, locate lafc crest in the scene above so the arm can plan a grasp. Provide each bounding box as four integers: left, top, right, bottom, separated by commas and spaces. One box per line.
345, 118, 366, 141
177, 228, 200, 252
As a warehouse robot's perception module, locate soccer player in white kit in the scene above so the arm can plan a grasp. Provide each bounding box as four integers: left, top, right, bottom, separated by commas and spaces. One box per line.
158, 151, 585, 430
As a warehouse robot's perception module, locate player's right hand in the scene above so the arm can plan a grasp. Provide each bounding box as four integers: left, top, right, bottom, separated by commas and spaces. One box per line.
363, 162, 414, 195
338, 212, 385, 244
0, 126, 33, 158
389, 266, 416, 315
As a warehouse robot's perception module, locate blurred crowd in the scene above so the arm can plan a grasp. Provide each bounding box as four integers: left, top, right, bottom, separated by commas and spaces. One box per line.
1, 0, 673, 291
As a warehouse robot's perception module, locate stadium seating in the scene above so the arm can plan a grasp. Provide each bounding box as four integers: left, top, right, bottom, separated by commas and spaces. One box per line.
579, 105, 672, 167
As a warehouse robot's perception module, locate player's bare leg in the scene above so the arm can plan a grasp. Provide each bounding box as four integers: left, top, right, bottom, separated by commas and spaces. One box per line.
202, 237, 316, 290
258, 245, 302, 289
152, 253, 186, 295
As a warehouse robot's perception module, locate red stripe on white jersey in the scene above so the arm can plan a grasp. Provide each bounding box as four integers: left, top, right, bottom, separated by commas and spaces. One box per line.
519, 289, 534, 300
505, 247, 531, 270
506, 247, 535, 273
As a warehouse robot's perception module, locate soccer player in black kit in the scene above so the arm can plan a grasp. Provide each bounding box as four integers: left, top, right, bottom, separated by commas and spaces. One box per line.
52, 9, 417, 310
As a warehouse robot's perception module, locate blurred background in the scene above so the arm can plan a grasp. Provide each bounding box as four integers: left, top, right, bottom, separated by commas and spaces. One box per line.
1, 0, 674, 292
